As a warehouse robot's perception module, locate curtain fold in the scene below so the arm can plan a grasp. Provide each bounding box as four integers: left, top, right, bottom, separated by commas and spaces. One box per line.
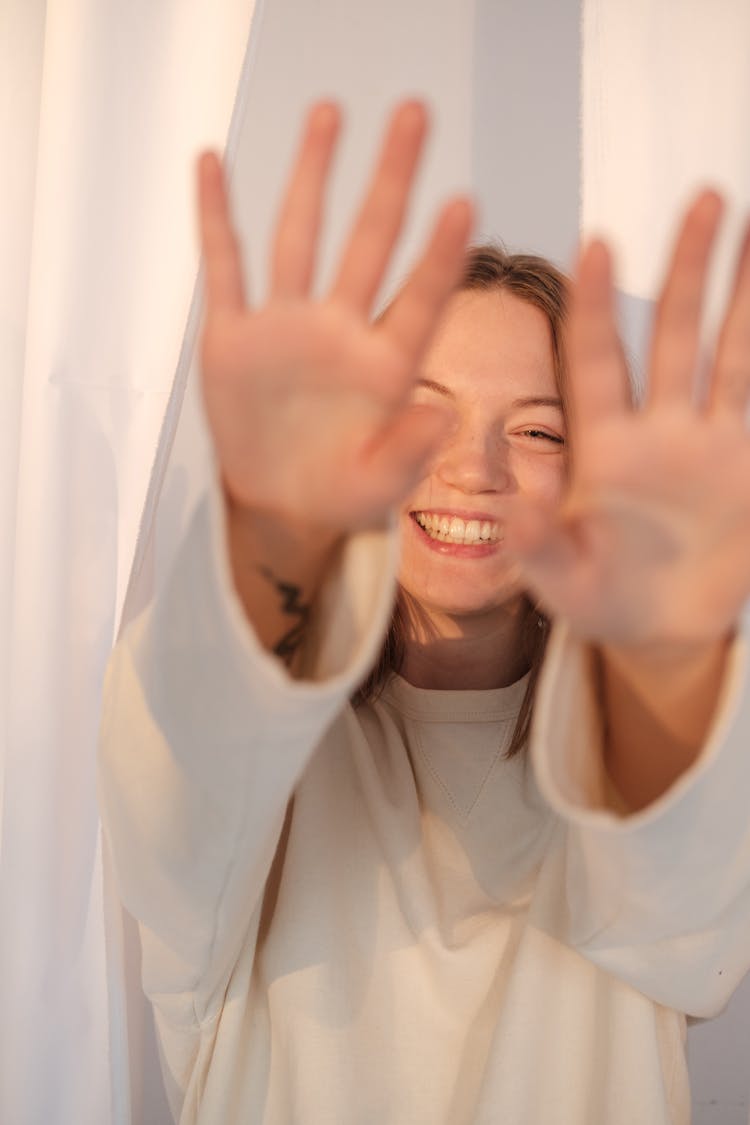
582, 0, 750, 343
0, 0, 47, 823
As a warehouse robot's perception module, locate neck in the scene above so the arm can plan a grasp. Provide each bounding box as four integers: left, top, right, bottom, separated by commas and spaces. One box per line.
399, 594, 534, 690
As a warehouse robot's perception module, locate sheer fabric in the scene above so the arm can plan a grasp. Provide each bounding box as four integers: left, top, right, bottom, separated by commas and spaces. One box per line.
0, 3, 258, 1122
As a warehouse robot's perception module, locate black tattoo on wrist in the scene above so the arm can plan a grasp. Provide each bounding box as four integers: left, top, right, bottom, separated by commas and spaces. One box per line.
259, 566, 311, 665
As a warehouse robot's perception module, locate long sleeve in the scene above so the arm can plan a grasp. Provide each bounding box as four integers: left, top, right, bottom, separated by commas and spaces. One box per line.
531, 617, 750, 1017
98, 481, 397, 1026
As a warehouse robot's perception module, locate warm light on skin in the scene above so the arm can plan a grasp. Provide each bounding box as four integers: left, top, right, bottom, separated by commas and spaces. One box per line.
399, 289, 566, 643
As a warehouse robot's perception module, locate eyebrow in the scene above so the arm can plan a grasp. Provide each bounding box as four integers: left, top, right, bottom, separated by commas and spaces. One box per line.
511, 395, 564, 410
417, 377, 454, 398
416, 378, 563, 411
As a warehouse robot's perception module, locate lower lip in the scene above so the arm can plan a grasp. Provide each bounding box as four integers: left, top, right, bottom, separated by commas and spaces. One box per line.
408, 514, 501, 558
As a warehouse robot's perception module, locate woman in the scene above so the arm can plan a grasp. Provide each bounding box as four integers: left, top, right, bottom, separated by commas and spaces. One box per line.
99, 101, 750, 1123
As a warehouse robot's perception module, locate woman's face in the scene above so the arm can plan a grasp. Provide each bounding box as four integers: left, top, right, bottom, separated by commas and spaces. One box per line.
399, 288, 566, 625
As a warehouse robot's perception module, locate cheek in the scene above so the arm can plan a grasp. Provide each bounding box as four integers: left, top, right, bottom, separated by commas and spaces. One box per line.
517, 453, 565, 502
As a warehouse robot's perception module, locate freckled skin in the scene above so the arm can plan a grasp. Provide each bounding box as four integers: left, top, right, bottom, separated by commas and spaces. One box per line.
399, 290, 565, 630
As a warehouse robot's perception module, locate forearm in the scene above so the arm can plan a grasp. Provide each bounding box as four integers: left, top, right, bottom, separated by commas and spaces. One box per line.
99, 492, 365, 1016
597, 633, 732, 812
225, 491, 343, 673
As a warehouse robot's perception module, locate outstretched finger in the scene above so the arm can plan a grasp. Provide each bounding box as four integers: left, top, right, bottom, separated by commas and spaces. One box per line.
197, 152, 247, 314
330, 101, 428, 314
647, 190, 723, 407
706, 216, 750, 418
379, 196, 474, 367
271, 101, 341, 300
567, 239, 632, 436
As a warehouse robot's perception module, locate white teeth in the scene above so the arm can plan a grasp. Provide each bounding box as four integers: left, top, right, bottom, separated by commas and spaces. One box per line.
413, 512, 501, 545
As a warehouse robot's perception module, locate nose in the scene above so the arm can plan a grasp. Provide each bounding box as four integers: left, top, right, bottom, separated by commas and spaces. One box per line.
433, 418, 515, 495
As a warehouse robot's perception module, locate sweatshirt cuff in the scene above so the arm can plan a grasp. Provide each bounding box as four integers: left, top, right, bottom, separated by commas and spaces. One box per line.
531, 616, 750, 830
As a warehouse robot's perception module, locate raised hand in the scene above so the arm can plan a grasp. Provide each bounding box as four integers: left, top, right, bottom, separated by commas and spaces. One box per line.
505, 192, 750, 649
198, 101, 473, 536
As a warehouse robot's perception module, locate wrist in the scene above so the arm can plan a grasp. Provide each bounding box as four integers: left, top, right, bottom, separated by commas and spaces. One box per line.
222, 486, 344, 669
224, 486, 343, 581
597, 632, 733, 687
594, 632, 733, 810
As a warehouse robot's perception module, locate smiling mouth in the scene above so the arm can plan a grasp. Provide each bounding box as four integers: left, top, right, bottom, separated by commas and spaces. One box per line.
411, 511, 502, 545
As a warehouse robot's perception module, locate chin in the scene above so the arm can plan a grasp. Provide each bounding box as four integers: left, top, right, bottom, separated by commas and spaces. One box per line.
399, 578, 525, 624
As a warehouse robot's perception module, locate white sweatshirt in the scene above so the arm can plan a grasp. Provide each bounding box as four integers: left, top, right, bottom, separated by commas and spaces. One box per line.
99, 486, 750, 1125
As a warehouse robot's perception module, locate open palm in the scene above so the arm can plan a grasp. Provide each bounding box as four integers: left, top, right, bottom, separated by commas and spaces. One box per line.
198, 102, 472, 533
506, 196, 750, 647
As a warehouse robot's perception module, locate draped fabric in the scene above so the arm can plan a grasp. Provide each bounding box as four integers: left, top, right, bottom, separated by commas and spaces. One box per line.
582, 0, 750, 393
583, 0, 750, 328
1, 1, 749, 1123
0, 3, 259, 1122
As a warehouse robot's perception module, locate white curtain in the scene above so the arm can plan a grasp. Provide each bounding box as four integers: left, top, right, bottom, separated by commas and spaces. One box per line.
582, 0, 750, 385
0, 3, 259, 1122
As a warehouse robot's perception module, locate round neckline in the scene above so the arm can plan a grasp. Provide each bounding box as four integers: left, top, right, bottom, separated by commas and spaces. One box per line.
379, 671, 530, 723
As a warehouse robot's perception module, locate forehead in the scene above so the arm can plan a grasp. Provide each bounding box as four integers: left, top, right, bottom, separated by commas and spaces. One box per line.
423, 288, 557, 397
